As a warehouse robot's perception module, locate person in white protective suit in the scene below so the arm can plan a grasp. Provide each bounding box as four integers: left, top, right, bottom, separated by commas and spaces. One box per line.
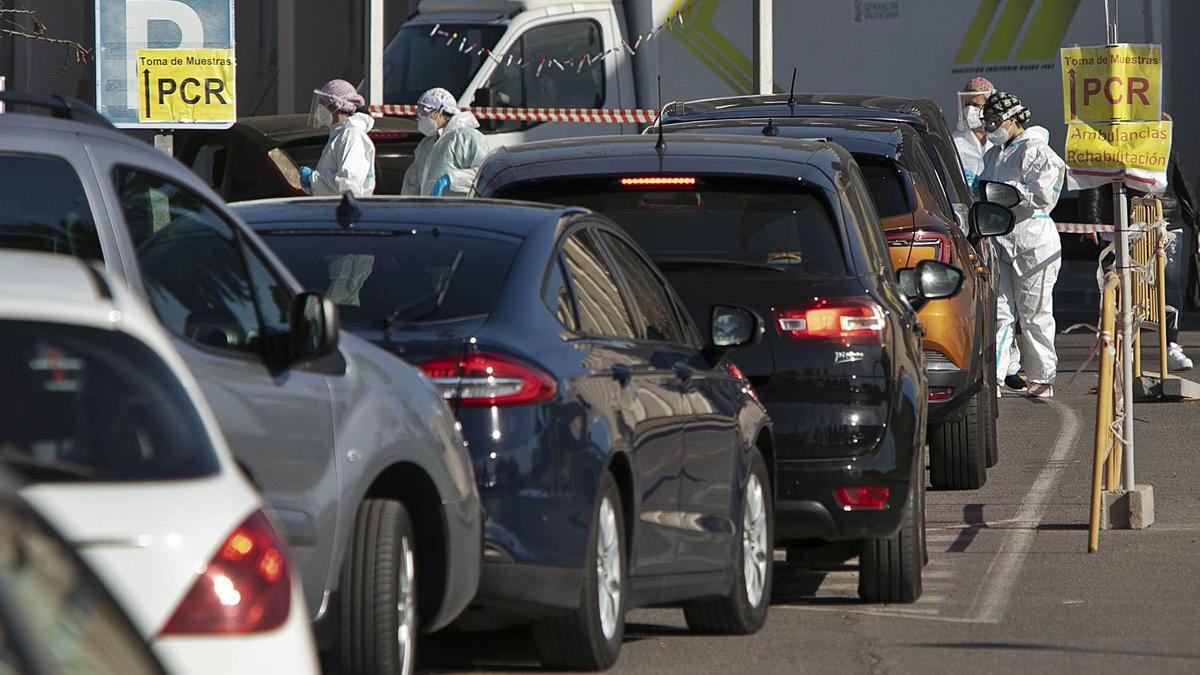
980, 91, 1067, 398
402, 88, 488, 197
301, 79, 376, 197
952, 76, 995, 200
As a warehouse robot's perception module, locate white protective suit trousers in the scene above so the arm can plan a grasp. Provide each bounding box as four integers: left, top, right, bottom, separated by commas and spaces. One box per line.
995, 247, 1061, 384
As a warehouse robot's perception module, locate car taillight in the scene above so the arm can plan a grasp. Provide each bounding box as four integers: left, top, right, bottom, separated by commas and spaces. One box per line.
928, 387, 953, 402
774, 299, 887, 346
619, 176, 696, 189
419, 353, 557, 407
833, 486, 890, 511
724, 361, 760, 403
160, 510, 290, 635
886, 229, 954, 264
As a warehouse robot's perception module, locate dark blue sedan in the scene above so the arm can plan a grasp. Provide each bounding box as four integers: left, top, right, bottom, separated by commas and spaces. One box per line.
233, 196, 774, 671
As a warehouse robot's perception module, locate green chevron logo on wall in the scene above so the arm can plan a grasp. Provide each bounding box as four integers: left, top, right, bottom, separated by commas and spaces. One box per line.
955, 0, 1082, 64
666, 0, 756, 95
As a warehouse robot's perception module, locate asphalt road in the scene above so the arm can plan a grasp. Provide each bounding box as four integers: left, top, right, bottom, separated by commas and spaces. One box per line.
422, 320, 1200, 674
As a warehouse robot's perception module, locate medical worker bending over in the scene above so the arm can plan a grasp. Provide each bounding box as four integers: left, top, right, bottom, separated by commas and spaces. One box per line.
403, 87, 488, 197
980, 91, 1067, 399
952, 76, 995, 200
301, 79, 376, 197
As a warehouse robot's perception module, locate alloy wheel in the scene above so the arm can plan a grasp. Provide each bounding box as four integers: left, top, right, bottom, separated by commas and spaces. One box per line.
596, 496, 622, 640
742, 474, 769, 608
397, 533, 416, 674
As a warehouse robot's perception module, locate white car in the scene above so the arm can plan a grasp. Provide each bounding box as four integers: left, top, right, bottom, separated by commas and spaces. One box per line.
0, 251, 319, 675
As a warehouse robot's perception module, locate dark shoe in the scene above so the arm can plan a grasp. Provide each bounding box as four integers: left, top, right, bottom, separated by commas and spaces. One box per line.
1004, 374, 1027, 390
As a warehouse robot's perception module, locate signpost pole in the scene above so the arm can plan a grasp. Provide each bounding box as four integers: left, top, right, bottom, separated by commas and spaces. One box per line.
752, 0, 773, 96
1106, 2, 1137, 493
365, 0, 384, 107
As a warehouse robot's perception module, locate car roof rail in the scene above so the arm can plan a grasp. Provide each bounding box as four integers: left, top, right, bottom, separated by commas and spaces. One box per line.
0, 92, 115, 130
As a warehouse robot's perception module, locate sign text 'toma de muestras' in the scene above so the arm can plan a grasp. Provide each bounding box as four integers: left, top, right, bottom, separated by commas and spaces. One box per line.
96, 0, 236, 129
1060, 44, 1170, 190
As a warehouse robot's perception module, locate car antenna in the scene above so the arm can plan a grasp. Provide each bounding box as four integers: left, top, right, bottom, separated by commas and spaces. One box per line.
787, 67, 797, 113
655, 75, 667, 154
336, 192, 361, 229
762, 118, 779, 137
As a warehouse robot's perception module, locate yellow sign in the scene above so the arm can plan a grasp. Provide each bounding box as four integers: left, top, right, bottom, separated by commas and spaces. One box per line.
1065, 121, 1172, 174
1060, 44, 1161, 123
137, 49, 235, 124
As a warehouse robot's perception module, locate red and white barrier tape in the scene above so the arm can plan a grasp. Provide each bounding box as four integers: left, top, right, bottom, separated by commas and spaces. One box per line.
1056, 222, 1115, 234
369, 104, 659, 125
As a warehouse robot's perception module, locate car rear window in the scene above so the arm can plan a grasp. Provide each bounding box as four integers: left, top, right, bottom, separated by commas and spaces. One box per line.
0, 154, 102, 261
0, 321, 219, 482
498, 177, 849, 278
256, 226, 521, 326
854, 157, 912, 219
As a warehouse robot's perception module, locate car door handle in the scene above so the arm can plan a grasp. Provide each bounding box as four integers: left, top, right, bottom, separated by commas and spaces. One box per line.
611, 363, 633, 385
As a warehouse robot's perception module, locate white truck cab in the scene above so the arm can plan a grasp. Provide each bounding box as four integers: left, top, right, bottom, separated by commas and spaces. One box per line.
385, 0, 683, 147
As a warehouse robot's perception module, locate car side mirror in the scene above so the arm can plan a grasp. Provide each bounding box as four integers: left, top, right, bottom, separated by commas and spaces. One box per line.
897, 260, 964, 310
969, 200, 1016, 238
289, 292, 340, 364
977, 180, 1021, 208
704, 305, 763, 365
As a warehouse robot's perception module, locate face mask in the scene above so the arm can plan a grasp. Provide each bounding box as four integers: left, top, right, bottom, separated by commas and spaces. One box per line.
418, 115, 439, 137
315, 106, 333, 129
965, 106, 983, 130
987, 125, 1010, 146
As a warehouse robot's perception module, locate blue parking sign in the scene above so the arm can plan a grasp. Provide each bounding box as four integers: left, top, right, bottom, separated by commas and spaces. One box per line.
95, 0, 236, 128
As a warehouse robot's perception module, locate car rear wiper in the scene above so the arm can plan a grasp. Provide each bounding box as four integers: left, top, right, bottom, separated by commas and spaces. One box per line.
0, 450, 95, 482
381, 250, 465, 340
652, 256, 787, 273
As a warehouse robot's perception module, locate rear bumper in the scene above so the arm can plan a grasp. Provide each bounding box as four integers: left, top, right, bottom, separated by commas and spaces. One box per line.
774, 458, 912, 543
155, 583, 319, 675
926, 365, 980, 424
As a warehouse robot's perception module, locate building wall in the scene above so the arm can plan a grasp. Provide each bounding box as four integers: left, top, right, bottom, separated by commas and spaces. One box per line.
0, 0, 417, 114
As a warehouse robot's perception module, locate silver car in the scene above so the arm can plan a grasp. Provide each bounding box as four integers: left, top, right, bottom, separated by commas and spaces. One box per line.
0, 94, 481, 673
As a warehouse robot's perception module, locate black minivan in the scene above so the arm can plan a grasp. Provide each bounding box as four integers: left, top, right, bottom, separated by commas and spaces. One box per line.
475, 134, 998, 603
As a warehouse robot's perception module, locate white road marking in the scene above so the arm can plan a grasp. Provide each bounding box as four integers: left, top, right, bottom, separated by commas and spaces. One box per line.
966, 399, 1082, 624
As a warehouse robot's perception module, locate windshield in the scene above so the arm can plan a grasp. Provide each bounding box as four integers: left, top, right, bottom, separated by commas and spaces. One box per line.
257, 227, 521, 327
0, 321, 219, 482
383, 24, 504, 104
497, 177, 850, 278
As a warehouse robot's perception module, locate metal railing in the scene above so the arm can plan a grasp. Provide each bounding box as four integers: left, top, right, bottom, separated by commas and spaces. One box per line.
1088, 197, 1168, 552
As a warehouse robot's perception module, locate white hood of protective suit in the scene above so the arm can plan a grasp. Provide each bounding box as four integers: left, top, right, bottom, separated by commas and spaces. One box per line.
310, 112, 377, 198
441, 111, 480, 134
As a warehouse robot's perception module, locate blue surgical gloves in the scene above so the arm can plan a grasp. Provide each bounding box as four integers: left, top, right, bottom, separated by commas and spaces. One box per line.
432, 174, 451, 196
299, 166, 313, 190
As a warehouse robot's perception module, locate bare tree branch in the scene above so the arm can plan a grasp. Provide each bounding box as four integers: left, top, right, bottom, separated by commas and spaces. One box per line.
0, 5, 91, 74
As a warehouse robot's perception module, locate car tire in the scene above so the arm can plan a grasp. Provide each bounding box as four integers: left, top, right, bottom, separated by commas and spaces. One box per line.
532, 473, 626, 671
983, 345, 1000, 468
928, 388, 988, 490
335, 499, 418, 675
858, 460, 924, 603
683, 447, 773, 635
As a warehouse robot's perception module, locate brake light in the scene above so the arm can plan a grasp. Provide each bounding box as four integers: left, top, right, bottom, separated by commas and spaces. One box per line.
833, 486, 890, 511
160, 511, 290, 635
619, 176, 697, 189
928, 387, 953, 402
724, 361, 760, 403
886, 229, 954, 264
368, 130, 411, 141
774, 299, 887, 346
419, 353, 557, 407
